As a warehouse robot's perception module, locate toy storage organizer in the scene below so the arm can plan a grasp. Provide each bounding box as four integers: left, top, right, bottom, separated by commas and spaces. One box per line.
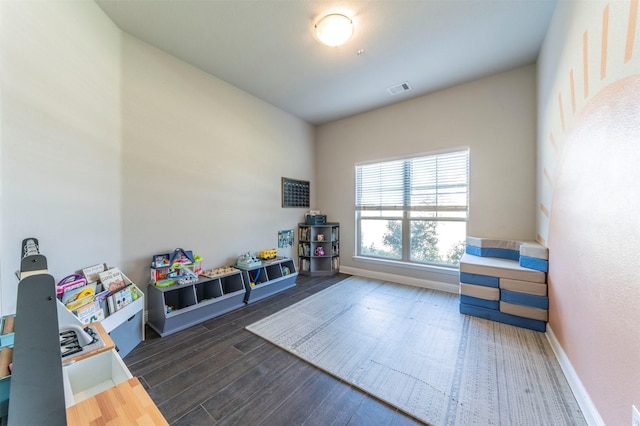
147, 257, 298, 337
56, 272, 145, 359
236, 257, 297, 304
147, 270, 246, 337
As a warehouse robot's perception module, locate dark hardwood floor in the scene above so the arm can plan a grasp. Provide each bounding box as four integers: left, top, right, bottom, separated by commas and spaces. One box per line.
125, 274, 425, 425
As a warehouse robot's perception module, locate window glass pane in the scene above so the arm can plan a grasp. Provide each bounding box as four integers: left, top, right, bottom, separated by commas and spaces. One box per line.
409, 220, 467, 265
355, 148, 469, 267
359, 219, 402, 259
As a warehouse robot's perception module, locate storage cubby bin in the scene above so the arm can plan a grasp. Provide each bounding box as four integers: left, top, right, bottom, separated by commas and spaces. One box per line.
109, 310, 143, 358
147, 270, 247, 337
62, 349, 132, 407
280, 259, 296, 275
312, 256, 332, 271
164, 286, 197, 311
221, 274, 245, 294
237, 257, 298, 304
245, 267, 268, 286
195, 280, 223, 302
265, 264, 283, 280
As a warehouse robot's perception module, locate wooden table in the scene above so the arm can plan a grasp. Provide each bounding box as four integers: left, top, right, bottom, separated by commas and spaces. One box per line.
64, 323, 167, 425
66, 377, 167, 425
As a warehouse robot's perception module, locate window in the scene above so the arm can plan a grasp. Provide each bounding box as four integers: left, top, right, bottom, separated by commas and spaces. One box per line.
355, 149, 469, 267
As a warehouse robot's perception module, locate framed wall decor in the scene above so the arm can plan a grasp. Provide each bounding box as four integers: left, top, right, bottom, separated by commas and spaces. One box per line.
281, 177, 310, 208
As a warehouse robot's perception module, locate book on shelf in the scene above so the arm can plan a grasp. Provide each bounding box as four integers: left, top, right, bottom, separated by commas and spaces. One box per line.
99, 267, 127, 293
62, 282, 97, 311
82, 263, 105, 283
298, 243, 311, 257
108, 284, 140, 314
57, 276, 88, 299
74, 300, 105, 325
299, 227, 310, 241
299, 258, 310, 272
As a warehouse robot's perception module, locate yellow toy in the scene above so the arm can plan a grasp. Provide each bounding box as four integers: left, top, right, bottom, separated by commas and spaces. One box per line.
259, 248, 277, 260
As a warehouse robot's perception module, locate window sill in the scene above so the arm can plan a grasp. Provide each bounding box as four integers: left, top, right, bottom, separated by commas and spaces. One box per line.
352, 256, 459, 277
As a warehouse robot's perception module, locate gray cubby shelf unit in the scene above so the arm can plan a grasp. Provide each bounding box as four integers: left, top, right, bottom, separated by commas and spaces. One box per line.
298, 223, 340, 276
146, 269, 246, 337
236, 257, 298, 304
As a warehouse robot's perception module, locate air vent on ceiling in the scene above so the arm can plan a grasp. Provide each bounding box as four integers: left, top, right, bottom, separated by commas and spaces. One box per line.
386, 81, 411, 95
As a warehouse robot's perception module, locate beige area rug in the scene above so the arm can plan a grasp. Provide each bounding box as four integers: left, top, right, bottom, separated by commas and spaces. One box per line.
246, 276, 586, 425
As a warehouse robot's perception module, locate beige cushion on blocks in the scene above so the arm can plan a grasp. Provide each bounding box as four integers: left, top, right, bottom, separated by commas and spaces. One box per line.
500, 278, 547, 296
466, 237, 520, 251
500, 301, 548, 322
519, 241, 549, 260
460, 253, 546, 284
460, 283, 500, 300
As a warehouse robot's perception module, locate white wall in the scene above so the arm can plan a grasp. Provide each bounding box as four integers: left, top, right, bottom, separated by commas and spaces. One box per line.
119, 34, 315, 286
0, 1, 315, 313
316, 66, 537, 286
0, 1, 122, 313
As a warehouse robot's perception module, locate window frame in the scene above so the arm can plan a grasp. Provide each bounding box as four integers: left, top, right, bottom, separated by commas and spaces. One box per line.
355, 148, 469, 268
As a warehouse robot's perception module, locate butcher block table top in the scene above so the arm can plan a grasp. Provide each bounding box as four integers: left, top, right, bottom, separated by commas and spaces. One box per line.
66, 377, 167, 425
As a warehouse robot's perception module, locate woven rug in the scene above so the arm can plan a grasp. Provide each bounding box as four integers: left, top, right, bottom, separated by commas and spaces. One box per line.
246, 276, 586, 425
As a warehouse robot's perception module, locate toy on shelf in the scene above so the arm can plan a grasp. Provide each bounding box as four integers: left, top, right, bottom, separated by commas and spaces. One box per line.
236, 252, 261, 268
200, 266, 238, 278
315, 246, 325, 256
151, 248, 202, 287
258, 248, 277, 260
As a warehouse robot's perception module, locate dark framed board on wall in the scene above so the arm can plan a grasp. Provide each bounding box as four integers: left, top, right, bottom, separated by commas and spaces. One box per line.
282, 177, 310, 208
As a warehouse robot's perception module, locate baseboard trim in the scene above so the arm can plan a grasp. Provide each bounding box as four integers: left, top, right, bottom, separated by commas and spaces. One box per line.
546, 325, 604, 426
339, 266, 459, 294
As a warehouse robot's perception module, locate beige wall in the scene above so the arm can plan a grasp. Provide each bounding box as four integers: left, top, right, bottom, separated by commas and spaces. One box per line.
316, 66, 537, 287
538, 1, 640, 424
0, 1, 315, 312
0, 1, 122, 313
119, 34, 315, 286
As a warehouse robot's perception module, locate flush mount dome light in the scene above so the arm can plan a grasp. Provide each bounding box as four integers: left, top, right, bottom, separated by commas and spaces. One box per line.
315, 14, 354, 47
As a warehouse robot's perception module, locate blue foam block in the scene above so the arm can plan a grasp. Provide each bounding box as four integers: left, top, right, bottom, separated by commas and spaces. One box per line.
459, 272, 499, 288
519, 256, 549, 272
465, 246, 520, 261
459, 303, 547, 332
459, 295, 499, 310
500, 289, 549, 310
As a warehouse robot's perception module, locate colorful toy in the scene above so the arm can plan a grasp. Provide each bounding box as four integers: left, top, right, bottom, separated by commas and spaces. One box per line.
258, 248, 277, 260
315, 246, 325, 256
200, 266, 238, 278
237, 252, 261, 268
151, 248, 201, 287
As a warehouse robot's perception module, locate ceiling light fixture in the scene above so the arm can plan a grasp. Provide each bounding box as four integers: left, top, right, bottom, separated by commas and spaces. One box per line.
314, 14, 354, 47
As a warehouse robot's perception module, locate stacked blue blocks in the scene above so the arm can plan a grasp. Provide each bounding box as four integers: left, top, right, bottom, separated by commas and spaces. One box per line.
459, 237, 549, 332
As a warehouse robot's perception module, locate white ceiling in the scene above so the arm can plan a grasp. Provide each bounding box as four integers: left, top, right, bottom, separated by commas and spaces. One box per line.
95, 0, 557, 125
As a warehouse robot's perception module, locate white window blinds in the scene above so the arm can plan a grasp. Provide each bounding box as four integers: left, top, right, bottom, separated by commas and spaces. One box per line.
355, 149, 469, 213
